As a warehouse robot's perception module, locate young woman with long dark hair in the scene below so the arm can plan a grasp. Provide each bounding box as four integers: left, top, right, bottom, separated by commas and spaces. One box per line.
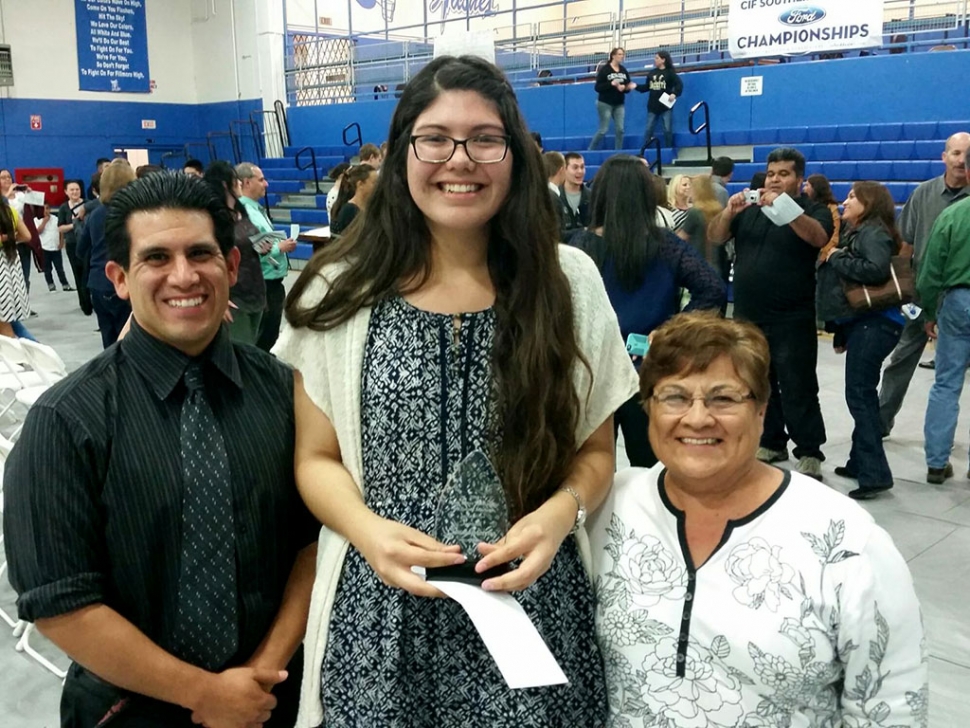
817, 181, 904, 499
637, 50, 683, 149
589, 47, 636, 151
0, 194, 32, 337
805, 173, 842, 259
329, 164, 378, 235
570, 155, 725, 468
275, 56, 638, 726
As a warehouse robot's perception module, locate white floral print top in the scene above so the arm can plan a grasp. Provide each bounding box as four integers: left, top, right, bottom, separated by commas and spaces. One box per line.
588, 466, 928, 728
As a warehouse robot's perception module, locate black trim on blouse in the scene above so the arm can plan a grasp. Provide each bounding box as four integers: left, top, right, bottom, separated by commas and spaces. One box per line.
658, 466, 791, 677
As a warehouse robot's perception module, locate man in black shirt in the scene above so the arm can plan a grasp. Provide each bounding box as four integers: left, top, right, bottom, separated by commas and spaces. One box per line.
708, 147, 833, 480
3, 174, 318, 727
56, 179, 92, 314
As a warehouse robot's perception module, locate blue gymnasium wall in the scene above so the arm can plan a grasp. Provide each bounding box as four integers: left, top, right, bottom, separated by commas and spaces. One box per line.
287, 50, 969, 147
0, 98, 261, 183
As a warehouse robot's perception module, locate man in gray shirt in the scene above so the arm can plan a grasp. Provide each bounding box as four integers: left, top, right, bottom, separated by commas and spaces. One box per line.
711, 156, 735, 207
878, 131, 970, 436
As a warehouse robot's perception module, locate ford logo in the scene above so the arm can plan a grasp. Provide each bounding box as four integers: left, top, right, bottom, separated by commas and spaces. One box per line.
779, 6, 826, 25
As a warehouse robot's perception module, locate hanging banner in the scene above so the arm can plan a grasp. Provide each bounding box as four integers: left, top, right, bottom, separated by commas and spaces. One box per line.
75, 0, 150, 93
728, 0, 884, 60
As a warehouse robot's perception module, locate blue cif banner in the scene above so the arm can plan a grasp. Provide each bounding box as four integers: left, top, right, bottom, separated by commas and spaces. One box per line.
76, 0, 150, 93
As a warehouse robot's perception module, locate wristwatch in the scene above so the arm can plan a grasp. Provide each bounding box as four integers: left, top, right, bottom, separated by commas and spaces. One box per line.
559, 486, 587, 534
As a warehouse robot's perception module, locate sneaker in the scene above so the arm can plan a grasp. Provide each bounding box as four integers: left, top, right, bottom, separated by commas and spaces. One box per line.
848, 485, 893, 500
918, 359, 936, 370
796, 456, 823, 481
927, 462, 954, 484
62, 285, 75, 291
756, 447, 789, 463
48, 284, 55, 292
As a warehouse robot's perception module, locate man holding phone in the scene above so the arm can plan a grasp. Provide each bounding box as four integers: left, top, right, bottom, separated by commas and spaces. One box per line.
708, 147, 833, 480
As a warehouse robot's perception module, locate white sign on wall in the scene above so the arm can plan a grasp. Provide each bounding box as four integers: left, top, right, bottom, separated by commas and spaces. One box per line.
740, 76, 764, 96
728, 0, 884, 60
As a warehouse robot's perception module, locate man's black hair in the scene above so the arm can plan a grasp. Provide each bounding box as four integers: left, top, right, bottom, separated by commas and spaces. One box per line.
765, 147, 806, 178
530, 131, 543, 149
104, 173, 236, 269
183, 159, 205, 174
96, 157, 111, 167
712, 156, 735, 177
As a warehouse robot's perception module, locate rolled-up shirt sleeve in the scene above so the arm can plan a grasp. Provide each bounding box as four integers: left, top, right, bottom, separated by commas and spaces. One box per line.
2, 405, 108, 622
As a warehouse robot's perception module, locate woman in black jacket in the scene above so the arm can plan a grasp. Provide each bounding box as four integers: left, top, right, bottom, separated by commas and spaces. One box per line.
816, 181, 904, 500
638, 50, 683, 149
588, 48, 636, 151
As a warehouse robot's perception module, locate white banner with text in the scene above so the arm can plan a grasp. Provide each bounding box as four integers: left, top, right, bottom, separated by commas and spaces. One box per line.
728, 0, 884, 59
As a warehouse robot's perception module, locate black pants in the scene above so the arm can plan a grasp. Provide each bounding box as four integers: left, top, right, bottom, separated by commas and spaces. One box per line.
65, 240, 92, 314
16, 242, 33, 292
257, 277, 286, 353
44, 249, 70, 288
90, 289, 132, 349
614, 394, 658, 468
758, 318, 827, 459
61, 648, 303, 727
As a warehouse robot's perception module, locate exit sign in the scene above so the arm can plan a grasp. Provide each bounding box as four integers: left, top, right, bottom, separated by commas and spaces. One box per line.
141, 119, 156, 130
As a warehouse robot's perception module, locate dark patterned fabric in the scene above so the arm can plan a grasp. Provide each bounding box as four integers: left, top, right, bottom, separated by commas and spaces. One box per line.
320, 296, 608, 727
172, 364, 239, 670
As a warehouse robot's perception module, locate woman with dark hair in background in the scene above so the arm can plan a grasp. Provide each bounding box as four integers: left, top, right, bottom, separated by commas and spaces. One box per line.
570, 155, 725, 467
804, 173, 842, 259
77, 160, 136, 348
329, 164, 378, 236
637, 50, 683, 149
817, 181, 904, 499
589, 47, 636, 151
203, 160, 265, 346
276, 55, 638, 726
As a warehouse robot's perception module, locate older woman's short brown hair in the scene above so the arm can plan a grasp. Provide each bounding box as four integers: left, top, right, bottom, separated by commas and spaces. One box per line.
639, 312, 771, 405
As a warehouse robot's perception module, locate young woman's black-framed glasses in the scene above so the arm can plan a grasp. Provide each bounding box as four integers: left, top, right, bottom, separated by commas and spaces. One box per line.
410, 134, 511, 164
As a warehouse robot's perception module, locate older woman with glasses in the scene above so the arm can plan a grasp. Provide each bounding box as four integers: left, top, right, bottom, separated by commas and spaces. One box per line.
589, 312, 927, 728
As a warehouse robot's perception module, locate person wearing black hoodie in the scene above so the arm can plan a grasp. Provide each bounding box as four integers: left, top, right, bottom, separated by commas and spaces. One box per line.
589, 48, 636, 151
637, 50, 683, 150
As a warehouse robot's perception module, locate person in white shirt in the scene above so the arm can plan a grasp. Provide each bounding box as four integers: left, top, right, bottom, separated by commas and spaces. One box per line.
589, 312, 927, 728
35, 204, 73, 292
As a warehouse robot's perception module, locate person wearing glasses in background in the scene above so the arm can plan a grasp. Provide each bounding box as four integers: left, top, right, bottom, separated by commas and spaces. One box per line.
588, 312, 927, 728
274, 55, 637, 727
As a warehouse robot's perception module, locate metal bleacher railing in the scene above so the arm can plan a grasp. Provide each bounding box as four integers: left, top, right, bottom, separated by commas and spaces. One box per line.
284, 0, 967, 108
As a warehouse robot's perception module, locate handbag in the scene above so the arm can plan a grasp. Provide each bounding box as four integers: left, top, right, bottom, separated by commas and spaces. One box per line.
841, 255, 915, 311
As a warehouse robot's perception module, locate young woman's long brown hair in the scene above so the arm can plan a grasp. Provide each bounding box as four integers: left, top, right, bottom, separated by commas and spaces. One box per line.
285, 55, 590, 519
850, 181, 903, 254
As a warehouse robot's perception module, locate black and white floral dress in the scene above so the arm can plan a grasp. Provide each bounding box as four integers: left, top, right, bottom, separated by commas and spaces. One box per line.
0, 208, 30, 323
319, 295, 608, 727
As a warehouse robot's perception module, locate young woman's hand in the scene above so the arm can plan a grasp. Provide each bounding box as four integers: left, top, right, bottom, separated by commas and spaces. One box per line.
473, 491, 576, 592
356, 516, 466, 598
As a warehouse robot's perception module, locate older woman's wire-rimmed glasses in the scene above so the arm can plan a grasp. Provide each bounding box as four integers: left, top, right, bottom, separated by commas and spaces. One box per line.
651, 390, 756, 416
410, 134, 511, 164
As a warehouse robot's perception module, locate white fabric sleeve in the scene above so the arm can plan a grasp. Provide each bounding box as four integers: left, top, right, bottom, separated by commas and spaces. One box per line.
560, 245, 640, 444
836, 526, 928, 727
271, 273, 334, 419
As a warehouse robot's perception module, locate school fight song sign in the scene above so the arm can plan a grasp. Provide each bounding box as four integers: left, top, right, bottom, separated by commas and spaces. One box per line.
75, 0, 150, 93
728, 0, 884, 60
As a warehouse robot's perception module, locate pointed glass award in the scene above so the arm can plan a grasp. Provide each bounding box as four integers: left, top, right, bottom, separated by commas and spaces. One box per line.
425, 450, 512, 585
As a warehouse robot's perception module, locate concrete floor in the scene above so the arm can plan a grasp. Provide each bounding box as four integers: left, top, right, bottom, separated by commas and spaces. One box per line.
0, 268, 967, 726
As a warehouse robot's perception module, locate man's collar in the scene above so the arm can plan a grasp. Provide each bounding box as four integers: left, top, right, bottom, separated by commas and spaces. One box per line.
121, 319, 243, 400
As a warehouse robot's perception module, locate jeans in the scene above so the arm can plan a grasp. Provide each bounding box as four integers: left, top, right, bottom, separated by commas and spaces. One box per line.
877, 312, 929, 434
842, 316, 902, 487
90, 288, 132, 349
589, 101, 625, 151
43, 249, 71, 288
256, 277, 286, 352
759, 318, 827, 459
614, 393, 658, 468
645, 110, 674, 148
925, 288, 970, 468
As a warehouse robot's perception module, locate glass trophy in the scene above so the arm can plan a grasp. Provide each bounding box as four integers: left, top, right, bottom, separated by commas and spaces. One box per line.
426, 450, 512, 585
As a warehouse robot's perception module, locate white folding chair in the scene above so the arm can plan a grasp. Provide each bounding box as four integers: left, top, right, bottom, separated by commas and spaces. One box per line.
7, 340, 67, 440
0, 433, 21, 630
15, 623, 67, 679
0, 337, 45, 424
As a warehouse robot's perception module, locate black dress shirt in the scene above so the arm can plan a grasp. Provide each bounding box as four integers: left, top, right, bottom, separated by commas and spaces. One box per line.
2, 321, 318, 667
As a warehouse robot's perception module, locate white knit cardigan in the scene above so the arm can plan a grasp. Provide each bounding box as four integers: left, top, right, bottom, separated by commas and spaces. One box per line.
273, 244, 640, 727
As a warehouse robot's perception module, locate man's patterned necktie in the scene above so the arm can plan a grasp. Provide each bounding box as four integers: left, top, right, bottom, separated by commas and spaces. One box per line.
172, 363, 239, 670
